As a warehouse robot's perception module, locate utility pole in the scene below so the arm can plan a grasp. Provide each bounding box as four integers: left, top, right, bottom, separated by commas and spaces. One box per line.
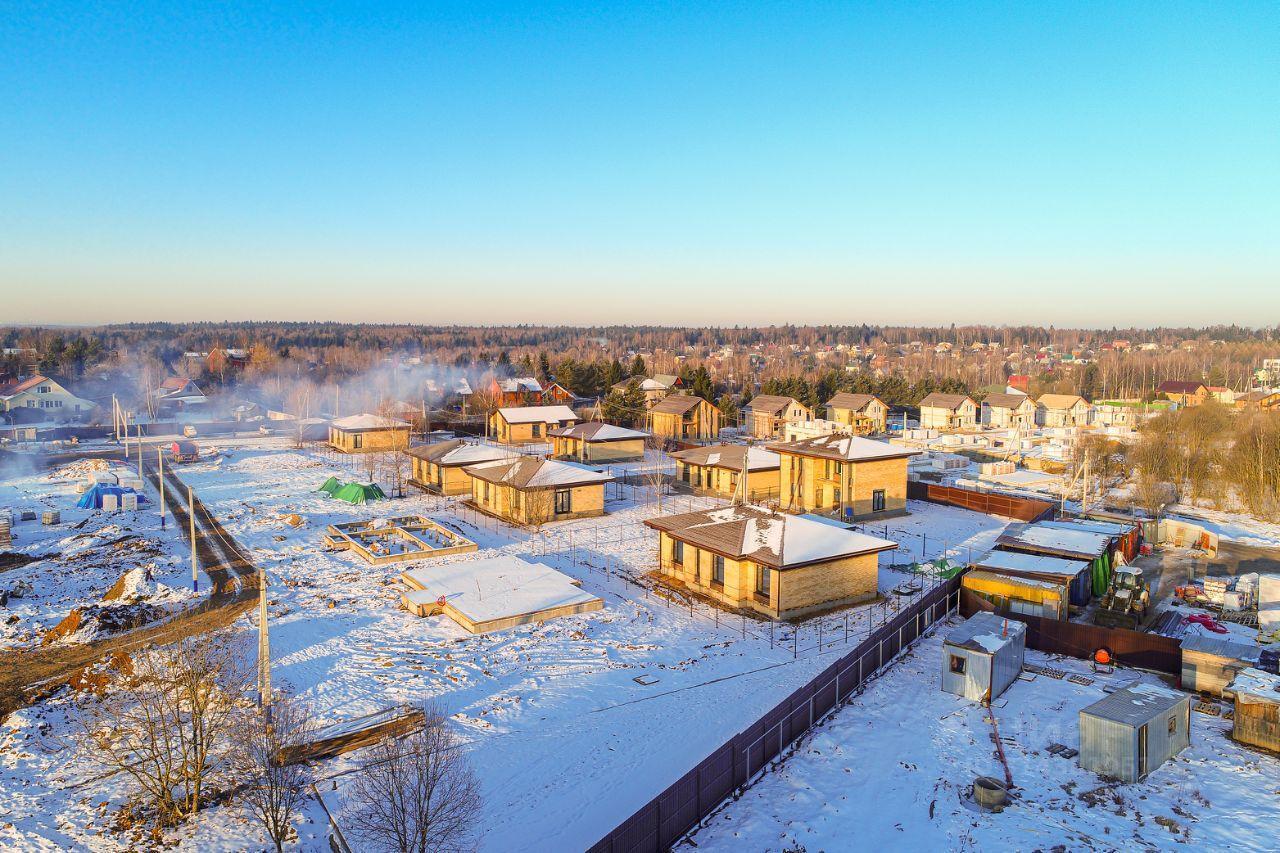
157, 447, 165, 529
135, 421, 143, 480
258, 563, 271, 708
189, 486, 198, 593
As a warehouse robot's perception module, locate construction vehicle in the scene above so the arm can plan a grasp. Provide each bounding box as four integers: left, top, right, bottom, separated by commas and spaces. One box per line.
1094, 566, 1150, 630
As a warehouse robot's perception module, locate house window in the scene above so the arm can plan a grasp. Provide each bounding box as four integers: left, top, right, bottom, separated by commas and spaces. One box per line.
672, 540, 684, 565
1168, 715, 1178, 734
756, 565, 771, 596
483, 482, 490, 502
37, 385, 50, 394
872, 489, 886, 512
554, 489, 571, 514
949, 654, 967, 674
711, 555, 725, 586
832, 488, 841, 508
532, 423, 542, 438
352, 433, 363, 450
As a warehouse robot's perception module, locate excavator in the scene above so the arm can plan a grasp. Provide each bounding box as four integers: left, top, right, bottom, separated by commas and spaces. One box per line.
1094, 565, 1150, 630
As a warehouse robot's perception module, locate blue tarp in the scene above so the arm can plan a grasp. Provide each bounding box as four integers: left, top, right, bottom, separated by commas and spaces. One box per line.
76, 483, 148, 509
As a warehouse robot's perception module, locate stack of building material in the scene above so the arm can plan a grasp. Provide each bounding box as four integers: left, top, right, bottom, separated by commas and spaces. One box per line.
0, 512, 11, 548
1203, 577, 1229, 606
121, 492, 139, 511
41, 510, 60, 525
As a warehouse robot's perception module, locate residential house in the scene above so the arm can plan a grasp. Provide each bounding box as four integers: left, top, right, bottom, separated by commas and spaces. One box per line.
610, 376, 675, 407
1206, 386, 1235, 405
647, 395, 721, 442
918, 393, 977, 431
980, 392, 1036, 430
744, 395, 812, 439
548, 421, 648, 462
154, 377, 208, 409
1092, 399, 1175, 429
1236, 390, 1280, 411
767, 433, 919, 519
490, 377, 546, 407
406, 439, 511, 495
328, 413, 412, 453
489, 405, 580, 444
670, 444, 781, 502
645, 504, 897, 619
1036, 394, 1091, 427
0, 375, 96, 420
466, 457, 611, 525
1157, 380, 1208, 407
823, 392, 888, 434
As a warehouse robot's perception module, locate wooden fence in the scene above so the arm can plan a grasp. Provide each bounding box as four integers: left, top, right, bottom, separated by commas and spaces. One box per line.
588, 578, 961, 852
908, 481, 1056, 522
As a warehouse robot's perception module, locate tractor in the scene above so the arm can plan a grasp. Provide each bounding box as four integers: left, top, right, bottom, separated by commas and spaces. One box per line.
1094, 565, 1150, 630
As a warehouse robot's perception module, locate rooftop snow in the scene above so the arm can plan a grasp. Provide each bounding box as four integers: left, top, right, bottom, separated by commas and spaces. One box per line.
401, 556, 601, 624
975, 550, 1090, 578
497, 405, 579, 423
330, 413, 411, 430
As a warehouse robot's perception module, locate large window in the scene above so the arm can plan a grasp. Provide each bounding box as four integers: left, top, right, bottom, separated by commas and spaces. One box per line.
872, 489, 886, 512
711, 555, 725, 586
554, 489, 572, 514
352, 433, 363, 450
755, 565, 771, 596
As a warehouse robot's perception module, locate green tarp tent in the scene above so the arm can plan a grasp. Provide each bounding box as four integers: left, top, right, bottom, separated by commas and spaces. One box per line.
319, 476, 343, 496
333, 482, 387, 504
1090, 552, 1113, 597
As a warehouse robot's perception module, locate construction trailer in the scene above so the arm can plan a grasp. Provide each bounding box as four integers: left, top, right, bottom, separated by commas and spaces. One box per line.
1078, 685, 1190, 782
996, 522, 1118, 602
961, 570, 1068, 621
1179, 635, 1262, 697
967, 550, 1091, 616
941, 612, 1026, 703
1226, 668, 1280, 753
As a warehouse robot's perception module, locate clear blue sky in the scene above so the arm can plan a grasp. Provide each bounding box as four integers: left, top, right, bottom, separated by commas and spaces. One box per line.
2, 2, 1276, 327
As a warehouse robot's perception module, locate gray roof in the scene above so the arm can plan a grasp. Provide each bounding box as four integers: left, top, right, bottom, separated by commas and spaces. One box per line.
1080, 684, 1188, 726
919, 392, 974, 410
650, 395, 710, 415
824, 392, 883, 412
981, 392, 1032, 410
747, 394, 801, 416
1179, 635, 1262, 662
944, 612, 1026, 653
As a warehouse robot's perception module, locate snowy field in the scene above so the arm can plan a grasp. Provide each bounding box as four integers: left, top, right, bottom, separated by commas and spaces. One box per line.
0, 441, 1012, 850
686, 622, 1280, 853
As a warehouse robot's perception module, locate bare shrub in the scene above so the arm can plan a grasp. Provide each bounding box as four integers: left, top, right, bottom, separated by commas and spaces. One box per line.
230, 694, 315, 852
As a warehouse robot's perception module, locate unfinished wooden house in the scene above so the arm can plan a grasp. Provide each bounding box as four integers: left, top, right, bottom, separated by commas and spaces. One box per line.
918, 393, 977, 431
744, 395, 813, 439
647, 395, 721, 442
466, 457, 611, 524
979, 392, 1036, 429
489, 405, 580, 444
1226, 668, 1280, 753
823, 392, 888, 434
328, 414, 412, 454
767, 433, 918, 520
670, 444, 781, 502
549, 421, 648, 463
645, 505, 896, 619
406, 439, 511, 495
1036, 394, 1091, 427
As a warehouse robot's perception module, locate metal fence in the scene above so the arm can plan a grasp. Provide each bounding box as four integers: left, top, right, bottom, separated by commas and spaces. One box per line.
908, 481, 1055, 522
588, 578, 961, 853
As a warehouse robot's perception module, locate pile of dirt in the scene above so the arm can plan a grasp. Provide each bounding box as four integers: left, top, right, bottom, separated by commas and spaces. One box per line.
102, 567, 155, 602
68, 650, 135, 696
42, 602, 164, 645
49, 458, 112, 480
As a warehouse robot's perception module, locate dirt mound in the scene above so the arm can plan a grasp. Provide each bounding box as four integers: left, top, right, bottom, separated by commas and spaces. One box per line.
68, 650, 135, 696
102, 568, 154, 602
43, 602, 164, 645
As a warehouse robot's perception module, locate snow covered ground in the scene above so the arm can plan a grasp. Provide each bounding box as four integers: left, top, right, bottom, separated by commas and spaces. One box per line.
686, 622, 1280, 852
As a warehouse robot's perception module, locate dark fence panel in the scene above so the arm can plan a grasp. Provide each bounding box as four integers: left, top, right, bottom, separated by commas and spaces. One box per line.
959, 588, 1181, 674
589, 579, 960, 853
907, 481, 1055, 522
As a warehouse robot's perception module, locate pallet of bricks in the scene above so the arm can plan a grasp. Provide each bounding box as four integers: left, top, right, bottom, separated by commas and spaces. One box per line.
0, 510, 11, 548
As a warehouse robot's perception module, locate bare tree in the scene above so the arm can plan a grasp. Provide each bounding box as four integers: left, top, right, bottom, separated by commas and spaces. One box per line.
230, 694, 315, 852
642, 434, 668, 514
343, 704, 482, 853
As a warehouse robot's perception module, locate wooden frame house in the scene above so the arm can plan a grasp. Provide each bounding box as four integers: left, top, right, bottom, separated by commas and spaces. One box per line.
744, 395, 813, 439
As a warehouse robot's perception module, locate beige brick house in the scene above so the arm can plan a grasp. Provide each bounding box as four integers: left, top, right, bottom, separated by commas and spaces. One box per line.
648, 395, 721, 441
918, 393, 977, 431
466, 456, 611, 525
670, 444, 781, 502
744, 395, 813, 439
489, 405, 580, 444
548, 421, 647, 462
645, 505, 897, 619
406, 439, 511, 495
768, 433, 919, 519
823, 392, 888, 434
328, 413, 412, 454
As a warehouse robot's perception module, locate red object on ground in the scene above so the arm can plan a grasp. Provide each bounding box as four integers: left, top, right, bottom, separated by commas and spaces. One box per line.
1139, 543, 1153, 556
1184, 613, 1229, 633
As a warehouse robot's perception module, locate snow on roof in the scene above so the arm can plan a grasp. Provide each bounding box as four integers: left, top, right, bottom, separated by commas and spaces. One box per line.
330, 413, 411, 430
945, 612, 1025, 653
407, 439, 513, 466
672, 444, 781, 471
975, 550, 1090, 579
614, 377, 671, 392
965, 569, 1066, 592
549, 421, 648, 441
1179, 635, 1261, 662
767, 433, 919, 462
1044, 518, 1136, 537
401, 556, 601, 625
998, 523, 1112, 558
466, 456, 612, 489
497, 377, 544, 393
497, 405, 579, 423
1227, 667, 1280, 703
1081, 684, 1187, 725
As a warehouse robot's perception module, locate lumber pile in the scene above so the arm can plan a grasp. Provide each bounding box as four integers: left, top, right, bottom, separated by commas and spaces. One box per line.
278, 704, 426, 765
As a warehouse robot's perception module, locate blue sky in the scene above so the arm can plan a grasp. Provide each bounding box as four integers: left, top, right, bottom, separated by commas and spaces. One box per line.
2, 2, 1276, 326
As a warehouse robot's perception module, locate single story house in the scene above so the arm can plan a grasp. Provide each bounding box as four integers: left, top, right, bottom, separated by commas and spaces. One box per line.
154, 377, 208, 408
1236, 390, 1280, 411
980, 392, 1036, 430
549, 421, 648, 462
767, 433, 919, 520
489, 405, 580, 444
1206, 386, 1235, 405
941, 612, 1026, 703
644, 504, 897, 620
1036, 394, 1091, 427
328, 413, 412, 454
610, 376, 675, 407
406, 439, 512, 494
745, 395, 813, 439
1079, 684, 1190, 783
647, 394, 721, 441
918, 393, 977, 431
670, 444, 781, 502
823, 393, 888, 435
466, 456, 611, 525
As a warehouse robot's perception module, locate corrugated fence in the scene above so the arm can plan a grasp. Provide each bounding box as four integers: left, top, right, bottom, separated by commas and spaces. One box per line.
588, 578, 961, 852
908, 481, 1056, 522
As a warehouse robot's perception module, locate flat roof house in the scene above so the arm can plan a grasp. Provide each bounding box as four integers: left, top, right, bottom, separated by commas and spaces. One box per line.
941, 612, 1026, 703
767, 433, 919, 520
644, 504, 897, 619
918, 393, 977, 431
328, 413, 411, 454
823, 393, 888, 435
466, 456, 611, 525
1079, 684, 1190, 783
647, 395, 721, 442
980, 392, 1035, 430
548, 421, 648, 463
406, 439, 511, 495
1036, 394, 1091, 427
744, 395, 813, 439
489, 405, 580, 445
670, 444, 781, 503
